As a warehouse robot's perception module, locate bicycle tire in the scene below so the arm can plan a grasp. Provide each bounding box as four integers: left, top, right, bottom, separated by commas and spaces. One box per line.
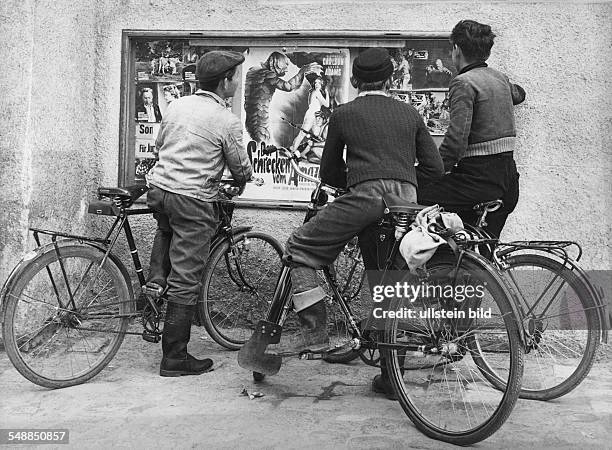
383, 250, 524, 445
200, 231, 283, 350
475, 253, 600, 400
2, 244, 131, 389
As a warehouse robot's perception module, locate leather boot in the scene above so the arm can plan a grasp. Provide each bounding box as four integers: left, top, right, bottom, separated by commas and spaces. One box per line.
297, 300, 330, 352
160, 302, 213, 377
287, 266, 330, 353
372, 364, 397, 400
372, 354, 406, 400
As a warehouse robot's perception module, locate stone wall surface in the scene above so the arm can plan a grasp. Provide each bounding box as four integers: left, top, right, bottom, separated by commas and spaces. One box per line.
0, 0, 610, 295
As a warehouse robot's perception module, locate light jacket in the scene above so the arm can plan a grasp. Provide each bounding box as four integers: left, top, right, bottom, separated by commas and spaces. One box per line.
147, 90, 253, 201
439, 62, 526, 172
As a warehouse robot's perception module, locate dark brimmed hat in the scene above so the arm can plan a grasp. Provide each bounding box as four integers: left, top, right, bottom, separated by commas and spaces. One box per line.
352, 48, 393, 83
196, 50, 245, 84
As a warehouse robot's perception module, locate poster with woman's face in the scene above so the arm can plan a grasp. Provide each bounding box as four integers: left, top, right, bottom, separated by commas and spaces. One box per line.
239, 47, 350, 202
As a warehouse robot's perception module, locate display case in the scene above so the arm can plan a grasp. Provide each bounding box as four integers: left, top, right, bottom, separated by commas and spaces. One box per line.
119, 31, 452, 207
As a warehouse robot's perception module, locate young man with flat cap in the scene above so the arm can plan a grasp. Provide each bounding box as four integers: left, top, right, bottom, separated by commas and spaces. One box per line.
146, 50, 253, 377
278, 48, 444, 354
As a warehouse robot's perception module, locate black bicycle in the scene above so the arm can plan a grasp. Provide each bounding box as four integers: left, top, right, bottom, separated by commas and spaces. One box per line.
0, 181, 282, 388
287, 194, 607, 402
239, 146, 525, 446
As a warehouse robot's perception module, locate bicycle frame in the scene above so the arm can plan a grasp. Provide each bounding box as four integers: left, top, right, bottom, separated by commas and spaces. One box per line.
261, 146, 513, 358
17, 198, 258, 324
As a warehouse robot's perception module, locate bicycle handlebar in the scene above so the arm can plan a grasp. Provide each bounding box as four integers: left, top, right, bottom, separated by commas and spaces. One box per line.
219, 176, 265, 198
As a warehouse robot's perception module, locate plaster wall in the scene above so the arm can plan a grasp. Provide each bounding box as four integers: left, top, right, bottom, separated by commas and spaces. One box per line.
0, 0, 611, 292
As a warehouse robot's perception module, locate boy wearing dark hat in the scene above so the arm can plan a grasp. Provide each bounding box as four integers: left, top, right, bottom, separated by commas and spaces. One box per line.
146, 50, 252, 377
277, 48, 444, 354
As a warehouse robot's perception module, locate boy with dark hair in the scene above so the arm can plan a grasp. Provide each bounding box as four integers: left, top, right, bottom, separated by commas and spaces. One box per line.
418, 19, 526, 238
373, 19, 526, 399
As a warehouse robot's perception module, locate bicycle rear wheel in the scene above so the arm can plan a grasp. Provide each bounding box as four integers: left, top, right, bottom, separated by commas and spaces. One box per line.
489, 254, 600, 400
200, 231, 283, 350
383, 250, 523, 445
2, 244, 132, 388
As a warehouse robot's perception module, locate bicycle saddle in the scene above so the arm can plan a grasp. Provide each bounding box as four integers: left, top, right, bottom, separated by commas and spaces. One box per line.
97, 185, 149, 205
383, 193, 428, 215
473, 199, 503, 213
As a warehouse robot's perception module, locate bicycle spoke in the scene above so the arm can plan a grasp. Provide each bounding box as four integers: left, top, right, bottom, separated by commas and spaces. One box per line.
202, 234, 283, 349
16, 320, 60, 351
8, 291, 72, 313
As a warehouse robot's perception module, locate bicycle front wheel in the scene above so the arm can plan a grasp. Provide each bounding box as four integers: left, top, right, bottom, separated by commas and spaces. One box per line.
496, 254, 600, 400
200, 231, 283, 350
2, 244, 132, 389
383, 250, 524, 445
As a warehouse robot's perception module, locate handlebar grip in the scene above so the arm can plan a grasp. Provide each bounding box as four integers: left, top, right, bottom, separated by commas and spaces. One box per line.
251, 177, 265, 187
262, 145, 298, 160
262, 145, 278, 156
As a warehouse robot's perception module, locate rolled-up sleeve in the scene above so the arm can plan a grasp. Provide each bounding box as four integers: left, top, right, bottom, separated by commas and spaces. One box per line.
438, 79, 475, 172
222, 115, 253, 185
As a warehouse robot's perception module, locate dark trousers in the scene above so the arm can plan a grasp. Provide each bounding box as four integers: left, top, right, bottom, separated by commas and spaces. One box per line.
147, 185, 219, 305
285, 179, 417, 295
418, 152, 520, 238
285, 179, 417, 269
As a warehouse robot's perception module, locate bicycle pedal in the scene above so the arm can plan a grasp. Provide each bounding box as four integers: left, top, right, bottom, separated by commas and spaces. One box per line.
142, 331, 161, 343
298, 351, 323, 360
143, 283, 166, 299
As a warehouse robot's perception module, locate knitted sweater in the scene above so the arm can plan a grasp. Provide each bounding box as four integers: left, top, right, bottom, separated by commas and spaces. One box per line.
319, 94, 443, 189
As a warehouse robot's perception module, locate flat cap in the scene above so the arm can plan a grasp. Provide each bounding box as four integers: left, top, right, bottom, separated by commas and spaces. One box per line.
196, 50, 245, 84
352, 48, 393, 83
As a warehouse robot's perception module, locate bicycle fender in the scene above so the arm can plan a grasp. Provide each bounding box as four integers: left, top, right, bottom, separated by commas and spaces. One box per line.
0, 242, 59, 323
573, 267, 609, 344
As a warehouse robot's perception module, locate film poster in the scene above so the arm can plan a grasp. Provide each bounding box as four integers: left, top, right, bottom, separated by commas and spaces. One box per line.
239, 47, 350, 203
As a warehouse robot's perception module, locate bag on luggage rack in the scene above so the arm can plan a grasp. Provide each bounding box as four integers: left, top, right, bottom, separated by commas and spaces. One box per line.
399, 205, 463, 273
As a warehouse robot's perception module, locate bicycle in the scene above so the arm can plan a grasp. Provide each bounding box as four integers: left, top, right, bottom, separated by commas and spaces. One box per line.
453, 201, 607, 400
238, 146, 525, 445
0, 181, 283, 389
308, 195, 607, 401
